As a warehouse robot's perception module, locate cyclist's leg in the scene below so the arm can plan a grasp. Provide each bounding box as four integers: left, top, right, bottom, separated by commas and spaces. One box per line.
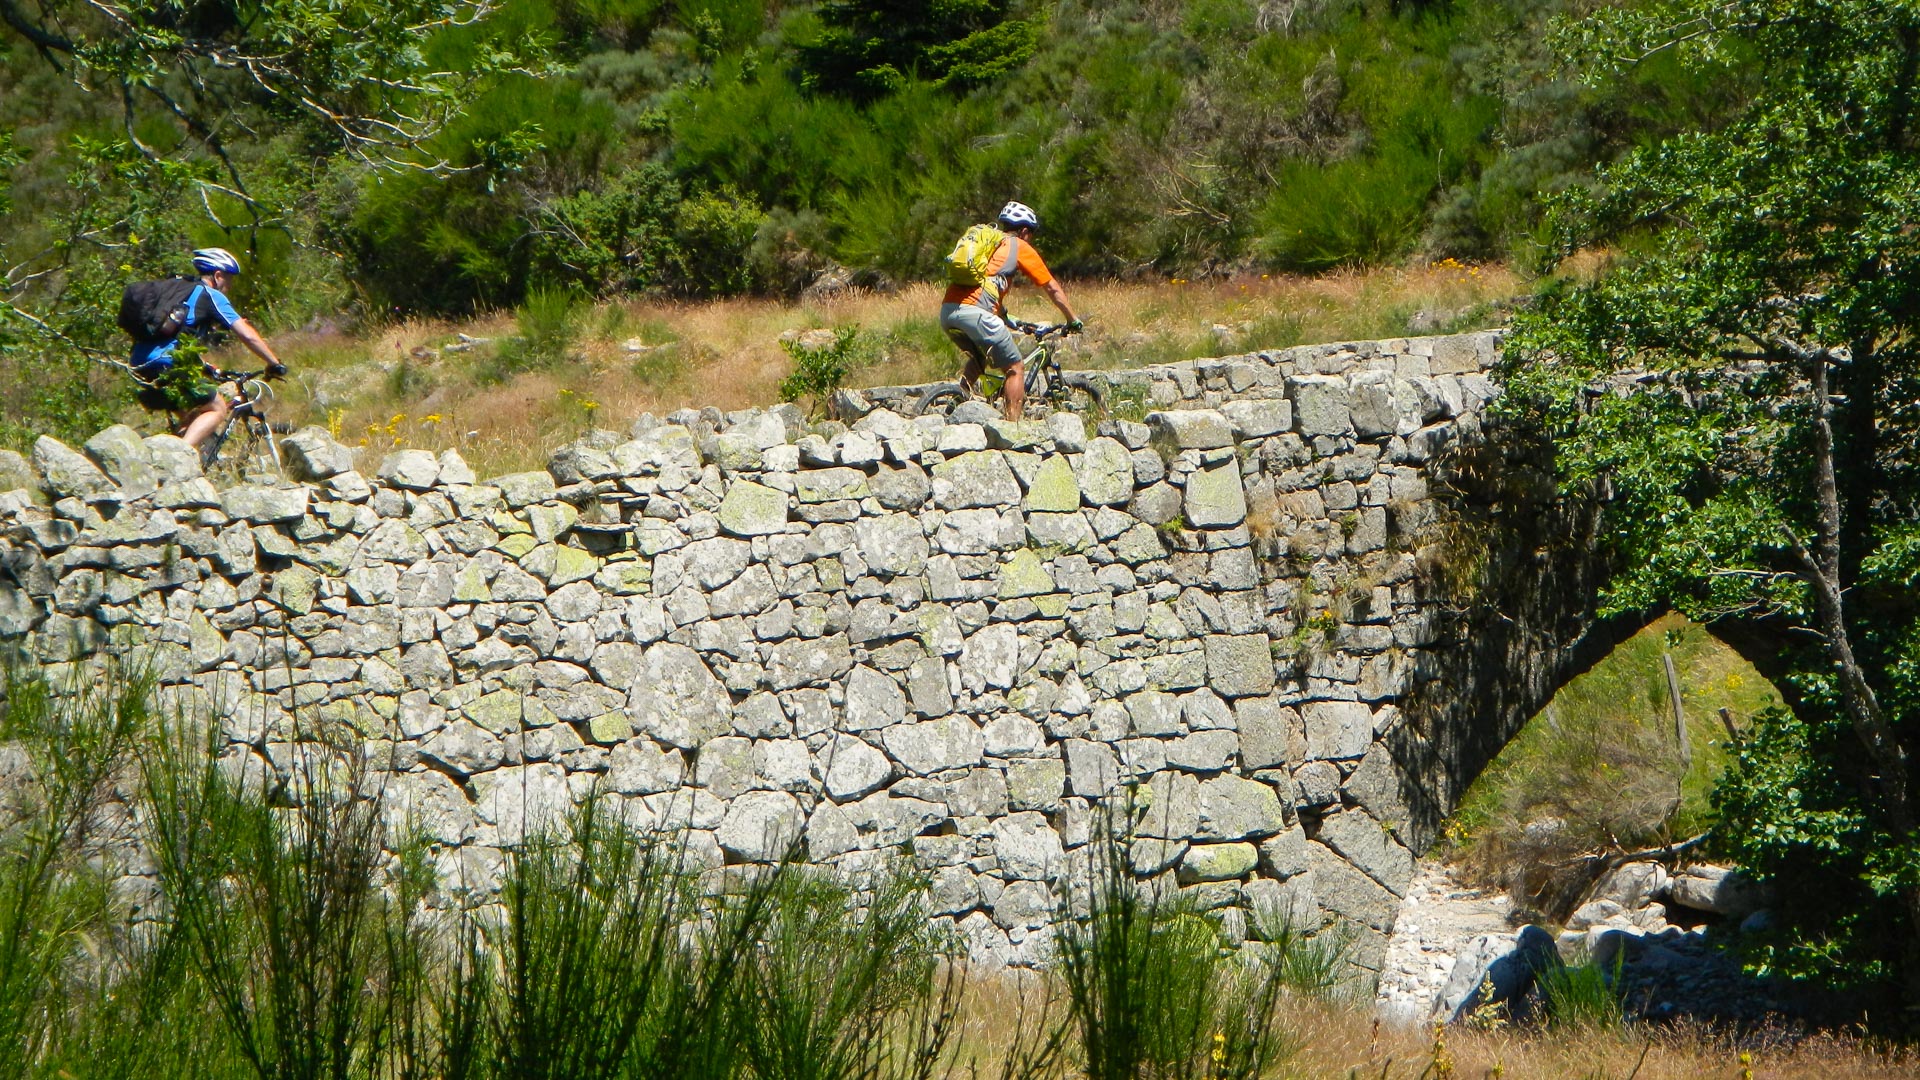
180, 382, 238, 449
940, 304, 989, 395
941, 305, 1024, 416
1004, 360, 1030, 420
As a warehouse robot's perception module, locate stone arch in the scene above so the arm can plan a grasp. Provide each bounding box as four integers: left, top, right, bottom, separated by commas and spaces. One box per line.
0, 329, 1669, 980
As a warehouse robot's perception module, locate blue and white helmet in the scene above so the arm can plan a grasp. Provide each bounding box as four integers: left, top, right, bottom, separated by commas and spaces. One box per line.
997, 201, 1040, 232
191, 247, 242, 275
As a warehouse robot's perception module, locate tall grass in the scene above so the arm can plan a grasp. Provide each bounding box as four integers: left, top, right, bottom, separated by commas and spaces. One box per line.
0, 661, 1912, 1076
1054, 817, 1292, 1080
0, 665, 154, 1078
140, 711, 412, 1080
1536, 954, 1627, 1031
0, 664, 986, 1079
741, 869, 960, 1080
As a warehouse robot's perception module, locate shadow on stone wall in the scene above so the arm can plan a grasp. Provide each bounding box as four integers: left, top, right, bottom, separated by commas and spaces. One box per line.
1357, 410, 1643, 856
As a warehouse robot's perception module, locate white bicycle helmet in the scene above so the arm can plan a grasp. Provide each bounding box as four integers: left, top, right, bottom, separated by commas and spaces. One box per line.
997, 201, 1040, 232
191, 247, 243, 275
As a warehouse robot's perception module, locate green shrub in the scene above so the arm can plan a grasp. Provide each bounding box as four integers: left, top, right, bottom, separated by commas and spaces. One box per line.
1535, 953, 1626, 1030
0, 664, 155, 1077
741, 868, 960, 1080
486, 287, 586, 381
778, 326, 866, 415
667, 186, 767, 295
490, 794, 740, 1080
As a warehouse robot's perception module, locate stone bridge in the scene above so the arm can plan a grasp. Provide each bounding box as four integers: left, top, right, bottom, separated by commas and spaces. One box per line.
0, 330, 1620, 976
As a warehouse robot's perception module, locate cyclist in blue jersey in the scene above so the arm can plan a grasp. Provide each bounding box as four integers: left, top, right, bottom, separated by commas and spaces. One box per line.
132, 247, 287, 450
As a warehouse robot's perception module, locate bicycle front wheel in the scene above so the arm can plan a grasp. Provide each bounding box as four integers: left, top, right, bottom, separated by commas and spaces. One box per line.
203, 417, 281, 483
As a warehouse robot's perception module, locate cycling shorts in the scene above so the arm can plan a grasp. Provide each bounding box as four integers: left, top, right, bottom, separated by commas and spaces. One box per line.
940, 303, 1023, 370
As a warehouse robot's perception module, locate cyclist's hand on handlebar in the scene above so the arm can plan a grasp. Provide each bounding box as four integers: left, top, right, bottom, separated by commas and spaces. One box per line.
1066, 318, 1085, 334
266, 362, 288, 378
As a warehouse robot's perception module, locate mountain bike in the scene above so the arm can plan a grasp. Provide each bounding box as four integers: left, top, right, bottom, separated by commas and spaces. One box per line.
915, 320, 1106, 418
194, 369, 289, 480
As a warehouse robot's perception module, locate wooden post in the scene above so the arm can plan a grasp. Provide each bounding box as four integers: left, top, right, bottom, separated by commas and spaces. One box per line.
1663, 653, 1691, 772
1718, 706, 1740, 745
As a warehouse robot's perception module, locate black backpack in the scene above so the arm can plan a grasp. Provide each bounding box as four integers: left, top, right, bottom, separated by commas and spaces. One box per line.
117, 276, 202, 344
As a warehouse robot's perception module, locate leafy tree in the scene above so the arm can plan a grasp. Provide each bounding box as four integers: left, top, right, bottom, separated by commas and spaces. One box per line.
795, 0, 1038, 98
0, 0, 538, 358
1504, 0, 1920, 1013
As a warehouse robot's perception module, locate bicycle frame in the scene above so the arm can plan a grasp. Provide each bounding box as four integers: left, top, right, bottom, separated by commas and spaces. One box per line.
197, 370, 283, 474
973, 338, 1053, 400
972, 321, 1069, 405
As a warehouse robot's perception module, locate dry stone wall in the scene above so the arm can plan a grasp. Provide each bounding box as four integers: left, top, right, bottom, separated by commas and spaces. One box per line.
0, 332, 1507, 974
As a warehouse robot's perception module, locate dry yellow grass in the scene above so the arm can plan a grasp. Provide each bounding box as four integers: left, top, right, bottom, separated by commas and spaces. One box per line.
1276, 997, 1915, 1080
243, 261, 1525, 476
937, 975, 1915, 1080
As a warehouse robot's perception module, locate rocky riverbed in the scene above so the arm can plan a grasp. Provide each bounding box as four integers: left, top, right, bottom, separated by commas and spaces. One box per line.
1376, 858, 1802, 1027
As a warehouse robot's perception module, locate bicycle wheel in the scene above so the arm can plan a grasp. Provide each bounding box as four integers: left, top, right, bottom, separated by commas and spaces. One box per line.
197, 414, 241, 470
1057, 372, 1107, 417
914, 382, 970, 417
204, 417, 280, 482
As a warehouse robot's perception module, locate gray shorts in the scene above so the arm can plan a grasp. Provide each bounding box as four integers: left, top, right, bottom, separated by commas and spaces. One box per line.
940, 303, 1023, 370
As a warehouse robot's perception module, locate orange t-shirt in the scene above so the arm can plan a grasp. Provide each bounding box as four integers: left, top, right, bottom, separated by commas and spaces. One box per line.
943, 236, 1054, 310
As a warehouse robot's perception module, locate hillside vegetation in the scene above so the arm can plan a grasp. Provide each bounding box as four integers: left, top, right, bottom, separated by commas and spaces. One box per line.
0, 0, 1745, 448
274, 260, 1522, 475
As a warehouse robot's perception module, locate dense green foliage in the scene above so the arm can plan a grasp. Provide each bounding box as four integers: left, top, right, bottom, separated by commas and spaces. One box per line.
2, 0, 1745, 318
1504, 0, 1920, 1016
0, 0, 1755, 443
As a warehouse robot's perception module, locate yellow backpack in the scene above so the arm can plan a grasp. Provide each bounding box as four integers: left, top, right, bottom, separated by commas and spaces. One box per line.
945, 223, 1007, 288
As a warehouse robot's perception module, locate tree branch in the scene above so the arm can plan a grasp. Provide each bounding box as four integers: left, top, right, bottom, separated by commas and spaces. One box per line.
0, 0, 76, 54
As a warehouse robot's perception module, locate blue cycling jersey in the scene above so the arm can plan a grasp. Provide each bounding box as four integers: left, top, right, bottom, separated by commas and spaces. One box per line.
129, 284, 242, 376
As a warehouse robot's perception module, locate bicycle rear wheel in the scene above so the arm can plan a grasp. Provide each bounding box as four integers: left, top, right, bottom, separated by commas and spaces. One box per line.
914, 383, 970, 417
1061, 373, 1106, 415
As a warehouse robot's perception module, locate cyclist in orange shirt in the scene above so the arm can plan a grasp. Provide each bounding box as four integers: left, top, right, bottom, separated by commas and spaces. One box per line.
939, 202, 1081, 421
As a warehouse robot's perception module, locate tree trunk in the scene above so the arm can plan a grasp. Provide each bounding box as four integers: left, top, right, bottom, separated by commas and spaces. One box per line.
1805, 347, 1920, 1011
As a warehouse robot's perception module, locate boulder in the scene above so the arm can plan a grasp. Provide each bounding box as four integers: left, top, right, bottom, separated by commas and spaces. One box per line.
1220, 399, 1292, 438
221, 484, 309, 523
1587, 862, 1670, 911
143, 435, 205, 484
1433, 926, 1560, 1023
1177, 843, 1257, 883
823, 735, 893, 800
548, 441, 618, 484
0, 449, 35, 493
717, 480, 788, 537
1183, 464, 1247, 527
1668, 864, 1770, 919
716, 791, 803, 862
626, 642, 732, 748
82, 425, 158, 498
931, 451, 1021, 509
33, 436, 115, 501
1286, 375, 1354, 437
378, 449, 440, 490
282, 427, 354, 480
1076, 437, 1135, 506
1146, 410, 1233, 450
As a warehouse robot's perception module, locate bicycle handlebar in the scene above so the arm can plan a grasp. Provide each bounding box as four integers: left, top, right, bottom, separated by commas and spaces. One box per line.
208, 368, 284, 384
1007, 320, 1079, 338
